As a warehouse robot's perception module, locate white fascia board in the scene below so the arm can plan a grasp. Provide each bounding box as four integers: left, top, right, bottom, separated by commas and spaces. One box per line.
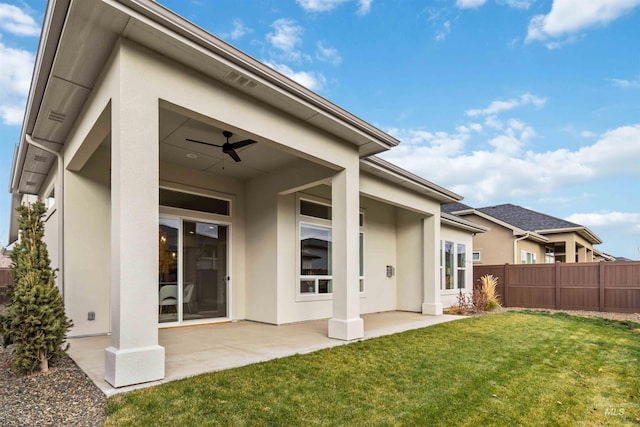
10, 0, 71, 194
361, 156, 462, 203
441, 213, 490, 233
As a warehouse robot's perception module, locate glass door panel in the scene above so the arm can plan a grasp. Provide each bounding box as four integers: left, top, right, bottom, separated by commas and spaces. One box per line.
183, 221, 228, 321
159, 218, 179, 323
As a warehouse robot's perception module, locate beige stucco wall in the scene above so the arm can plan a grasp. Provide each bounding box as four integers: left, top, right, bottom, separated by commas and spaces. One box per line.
466, 214, 519, 265
545, 232, 595, 263
395, 209, 424, 312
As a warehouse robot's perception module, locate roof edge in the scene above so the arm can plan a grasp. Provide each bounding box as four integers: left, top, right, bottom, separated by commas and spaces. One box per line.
362, 156, 463, 203
115, 0, 400, 149
441, 212, 490, 233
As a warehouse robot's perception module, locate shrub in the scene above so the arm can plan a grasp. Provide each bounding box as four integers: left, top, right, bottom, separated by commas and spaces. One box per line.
0, 200, 72, 373
474, 274, 501, 312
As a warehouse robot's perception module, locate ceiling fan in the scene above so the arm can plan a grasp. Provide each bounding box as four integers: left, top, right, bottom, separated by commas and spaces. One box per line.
186, 130, 257, 162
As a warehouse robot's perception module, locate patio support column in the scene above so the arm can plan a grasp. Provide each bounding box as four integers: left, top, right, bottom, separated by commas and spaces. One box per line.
565, 240, 576, 263
328, 166, 364, 340
104, 54, 164, 387
422, 214, 443, 315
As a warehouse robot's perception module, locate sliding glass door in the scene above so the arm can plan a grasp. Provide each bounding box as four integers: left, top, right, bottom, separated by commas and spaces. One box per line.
159, 217, 229, 324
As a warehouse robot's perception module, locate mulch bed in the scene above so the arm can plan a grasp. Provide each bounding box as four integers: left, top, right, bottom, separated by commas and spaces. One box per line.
0, 344, 107, 427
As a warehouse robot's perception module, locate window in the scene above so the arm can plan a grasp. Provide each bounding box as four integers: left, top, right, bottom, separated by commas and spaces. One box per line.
297, 196, 364, 296
440, 240, 467, 291
300, 223, 332, 294
457, 244, 466, 289
521, 250, 537, 264
46, 189, 55, 210
545, 246, 555, 263
472, 251, 481, 262
359, 232, 365, 292
300, 199, 331, 220
159, 188, 230, 216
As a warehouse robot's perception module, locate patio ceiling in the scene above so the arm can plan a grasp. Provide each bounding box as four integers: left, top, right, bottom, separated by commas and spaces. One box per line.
159, 107, 299, 181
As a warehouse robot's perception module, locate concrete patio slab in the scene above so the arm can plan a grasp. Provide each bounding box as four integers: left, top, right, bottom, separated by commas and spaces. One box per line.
67, 311, 464, 396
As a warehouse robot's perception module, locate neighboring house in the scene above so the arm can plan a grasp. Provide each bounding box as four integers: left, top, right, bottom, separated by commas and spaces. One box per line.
443, 202, 607, 265
8, 0, 484, 388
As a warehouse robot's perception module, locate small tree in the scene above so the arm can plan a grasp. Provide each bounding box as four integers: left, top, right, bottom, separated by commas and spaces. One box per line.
0, 200, 72, 373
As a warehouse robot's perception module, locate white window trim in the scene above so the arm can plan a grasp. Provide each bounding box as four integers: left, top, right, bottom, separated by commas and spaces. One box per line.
295, 194, 365, 301
472, 251, 481, 262
440, 240, 468, 294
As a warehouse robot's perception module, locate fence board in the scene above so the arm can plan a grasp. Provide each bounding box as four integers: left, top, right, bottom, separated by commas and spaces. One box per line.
473, 261, 640, 313
0, 269, 12, 305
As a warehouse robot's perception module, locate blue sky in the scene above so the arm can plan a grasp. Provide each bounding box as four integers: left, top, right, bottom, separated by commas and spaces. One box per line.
1, 0, 639, 259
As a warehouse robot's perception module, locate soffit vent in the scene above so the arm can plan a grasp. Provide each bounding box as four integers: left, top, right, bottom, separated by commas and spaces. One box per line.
33, 155, 48, 162
48, 110, 66, 123
225, 71, 258, 89
26, 181, 37, 186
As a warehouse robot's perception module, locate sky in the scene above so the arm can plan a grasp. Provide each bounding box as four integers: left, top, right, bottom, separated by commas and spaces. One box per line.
0, 0, 639, 259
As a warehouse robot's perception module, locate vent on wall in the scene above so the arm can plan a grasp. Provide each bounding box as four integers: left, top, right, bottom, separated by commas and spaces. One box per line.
48, 110, 66, 123
225, 71, 258, 89
34, 155, 48, 162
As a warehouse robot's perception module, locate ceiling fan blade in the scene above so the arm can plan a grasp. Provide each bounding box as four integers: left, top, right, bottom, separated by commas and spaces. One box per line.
225, 148, 242, 162
186, 138, 224, 148
230, 138, 257, 149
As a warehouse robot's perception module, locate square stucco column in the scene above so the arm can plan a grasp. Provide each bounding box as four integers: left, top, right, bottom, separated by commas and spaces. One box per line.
104, 77, 164, 387
329, 167, 364, 340
422, 215, 443, 315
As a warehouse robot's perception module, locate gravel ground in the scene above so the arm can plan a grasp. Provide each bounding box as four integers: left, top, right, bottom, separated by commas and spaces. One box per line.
0, 306, 638, 426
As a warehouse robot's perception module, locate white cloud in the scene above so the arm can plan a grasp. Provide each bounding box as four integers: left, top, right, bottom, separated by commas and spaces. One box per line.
435, 21, 451, 41
497, 0, 534, 8
267, 18, 305, 61
0, 41, 34, 125
526, 0, 640, 46
264, 61, 326, 91
316, 42, 342, 65
0, 3, 40, 36
296, 0, 372, 14
455, 0, 487, 9
565, 212, 640, 229
380, 123, 640, 205
466, 92, 546, 117
357, 0, 373, 15
220, 19, 251, 41
609, 78, 640, 89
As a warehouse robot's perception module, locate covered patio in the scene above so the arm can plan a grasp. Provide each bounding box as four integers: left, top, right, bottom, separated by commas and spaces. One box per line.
67, 311, 463, 396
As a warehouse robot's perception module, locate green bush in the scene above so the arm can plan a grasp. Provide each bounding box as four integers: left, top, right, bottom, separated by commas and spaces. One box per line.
0, 200, 72, 373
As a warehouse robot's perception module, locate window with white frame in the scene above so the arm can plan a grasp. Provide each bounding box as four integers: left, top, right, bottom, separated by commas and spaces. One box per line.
521, 250, 537, 264
472, 251, 481, 262
300, 223, 333, 294
545, 246, 555, 263
298, 197, 364, 296
440, 240, 467, 291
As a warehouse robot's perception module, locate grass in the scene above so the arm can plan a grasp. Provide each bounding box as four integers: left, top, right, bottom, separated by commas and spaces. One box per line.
104, 312, 640, 426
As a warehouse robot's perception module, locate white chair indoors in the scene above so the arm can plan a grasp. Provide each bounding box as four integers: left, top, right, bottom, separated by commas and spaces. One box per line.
183, 283, 195, 314
159, 284, 178, 315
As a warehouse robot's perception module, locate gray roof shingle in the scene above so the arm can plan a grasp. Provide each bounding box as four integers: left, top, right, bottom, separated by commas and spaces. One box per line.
475, 203, 582, 231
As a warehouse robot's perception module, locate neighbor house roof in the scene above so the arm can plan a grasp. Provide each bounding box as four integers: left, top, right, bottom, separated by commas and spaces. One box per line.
443, 202, 602, 244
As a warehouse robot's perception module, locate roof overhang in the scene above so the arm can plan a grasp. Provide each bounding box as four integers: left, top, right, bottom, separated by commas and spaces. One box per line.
10, 0, 399, 198
441, 212, 489, 233
536, 227, 603, 245
453, 209, 548, 242
360, 156, 462, 203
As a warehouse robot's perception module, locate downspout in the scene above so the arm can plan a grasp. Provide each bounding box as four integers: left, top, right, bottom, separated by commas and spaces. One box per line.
513, 233, 530, 264
25, 134, 65, 301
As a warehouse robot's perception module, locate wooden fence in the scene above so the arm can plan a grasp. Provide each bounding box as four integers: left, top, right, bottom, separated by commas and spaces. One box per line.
0, 269, 12, 305
473, 261, 640, 313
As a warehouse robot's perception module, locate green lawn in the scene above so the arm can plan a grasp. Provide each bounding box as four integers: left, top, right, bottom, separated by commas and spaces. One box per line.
104, 312, 640, 426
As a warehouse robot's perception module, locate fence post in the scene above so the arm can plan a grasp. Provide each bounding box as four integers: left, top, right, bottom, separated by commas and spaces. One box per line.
503, 264, 509, 308
555, 261, 561, 310
599, 261, 605, 312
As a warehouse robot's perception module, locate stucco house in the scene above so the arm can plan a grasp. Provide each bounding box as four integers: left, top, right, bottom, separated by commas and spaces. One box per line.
8, 0, 486, 388
442, 202, 611, 265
